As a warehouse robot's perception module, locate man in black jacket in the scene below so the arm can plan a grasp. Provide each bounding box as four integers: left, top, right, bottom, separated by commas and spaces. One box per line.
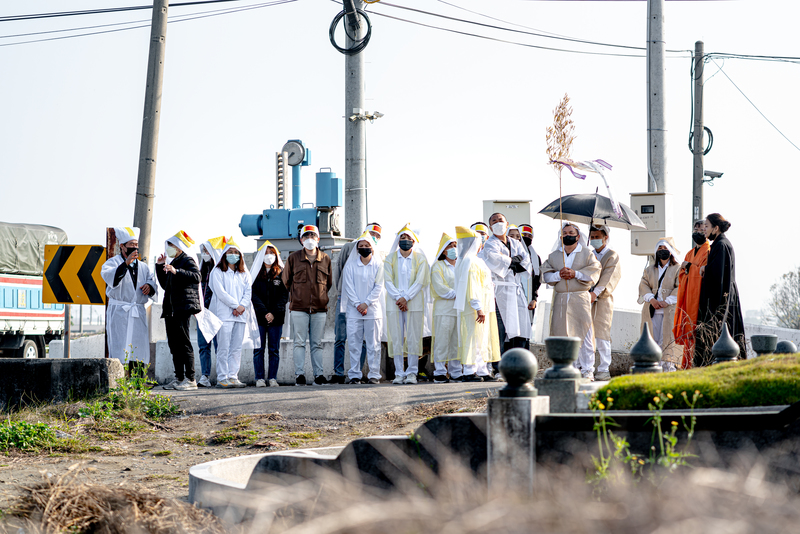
156, 232, 202, 390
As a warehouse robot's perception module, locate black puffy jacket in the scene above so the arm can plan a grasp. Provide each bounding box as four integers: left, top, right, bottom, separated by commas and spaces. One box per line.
156, 252, 202, 318
251, 267, 289, 327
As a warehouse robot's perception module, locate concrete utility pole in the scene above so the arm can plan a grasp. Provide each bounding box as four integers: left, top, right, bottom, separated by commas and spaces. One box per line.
646, 0, 667, 193
692, 41, 705, 226
133, 0, 169, 262
344, 0, 366, 239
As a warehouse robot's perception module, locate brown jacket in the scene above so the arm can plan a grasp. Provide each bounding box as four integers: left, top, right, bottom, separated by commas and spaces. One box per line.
282, 249, 332, 314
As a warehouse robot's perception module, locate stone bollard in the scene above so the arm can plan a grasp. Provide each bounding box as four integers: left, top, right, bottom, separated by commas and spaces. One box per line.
774, 340, 798, 354
535, 337, 582, 413
630, 325, 663, 374
488, 348, 550, 496
712, 324, 740, 364
750, 334, 778, 357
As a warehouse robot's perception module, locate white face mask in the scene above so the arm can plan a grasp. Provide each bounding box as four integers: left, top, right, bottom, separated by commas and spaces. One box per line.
491, 222, 507, 236
303, 239, 317, 251
264, 254, 276, 265
201, 253, 211, 263
166, 247, 178, 258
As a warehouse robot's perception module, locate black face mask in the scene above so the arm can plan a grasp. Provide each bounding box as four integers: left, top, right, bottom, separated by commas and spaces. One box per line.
523, 237, 532, 247
562, 235, 578, 246
357, 247, 372, 258
692, 232, 705, 245
398, 240, 414, 251
656, 249, 671, 261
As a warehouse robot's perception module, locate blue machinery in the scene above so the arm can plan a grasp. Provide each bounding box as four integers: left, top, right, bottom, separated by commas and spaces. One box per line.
240, 140, 349, 252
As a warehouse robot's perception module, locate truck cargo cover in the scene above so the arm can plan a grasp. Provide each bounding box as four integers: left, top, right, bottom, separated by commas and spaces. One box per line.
0, 222, 68, 276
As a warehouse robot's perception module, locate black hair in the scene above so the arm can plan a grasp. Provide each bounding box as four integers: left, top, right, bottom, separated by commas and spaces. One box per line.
472, 221, 489, 228
706, 213, 731, 233
590, 225, 609, 237
488, 213, 506, 223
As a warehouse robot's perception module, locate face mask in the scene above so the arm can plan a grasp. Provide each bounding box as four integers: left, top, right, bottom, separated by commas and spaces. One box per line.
124, 246, 138, 255
692, 232, 705, 245
562, 235, 578, 246
357, 247, 372, 258
491, 222, 507, 236
166, 247, 178, 258
446, 248, 458, 260
590, 239, 604, 249
226, 254, 240, 265
398, 240, 413, 251
303, 239, 317, 251
707, 231, 718, 241
264, 254, 276, 265
523, 237, 532, 248
201, 253, 211, 263
480, 234, 487, 244
656, 249, 671, 261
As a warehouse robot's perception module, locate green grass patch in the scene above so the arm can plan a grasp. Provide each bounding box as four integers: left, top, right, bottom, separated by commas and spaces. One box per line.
0, 420, 56, 452
606, 353, 800, 410
287, 431, 320, 440
176, 434, 206, 446
210, 428, 259, 446
153, 450, 172, 457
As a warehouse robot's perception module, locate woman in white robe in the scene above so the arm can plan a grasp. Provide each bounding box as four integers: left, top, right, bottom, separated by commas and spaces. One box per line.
430, 233, 462, 383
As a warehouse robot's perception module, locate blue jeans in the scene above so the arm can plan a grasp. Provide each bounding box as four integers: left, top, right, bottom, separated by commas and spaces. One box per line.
335, 296, 367, 376
291, 311, 326, 377
253, 324, 283, 381
196, 324, 217, 377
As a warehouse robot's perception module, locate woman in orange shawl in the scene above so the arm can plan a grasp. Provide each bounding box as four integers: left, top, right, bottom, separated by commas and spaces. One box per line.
673, 221, 710, 369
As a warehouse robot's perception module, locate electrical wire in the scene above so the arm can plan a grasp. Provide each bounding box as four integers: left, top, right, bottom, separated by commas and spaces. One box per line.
0, 0, 295, 47
435, 0, 570, 38
329, 7, 372, 55
0, 0, 256, 23
709, 58, 800, 153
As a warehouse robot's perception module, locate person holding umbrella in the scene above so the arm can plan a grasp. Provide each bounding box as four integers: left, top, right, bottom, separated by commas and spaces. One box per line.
541, 222, 601, 380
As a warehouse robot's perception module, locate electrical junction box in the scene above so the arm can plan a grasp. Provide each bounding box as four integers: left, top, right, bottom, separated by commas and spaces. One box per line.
629, 192, 673, 256
483, 200, 532, 227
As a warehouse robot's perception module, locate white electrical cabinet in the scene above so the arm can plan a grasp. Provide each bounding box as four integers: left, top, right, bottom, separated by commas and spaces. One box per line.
482, 200, 532, 227
629, 192, 673, 256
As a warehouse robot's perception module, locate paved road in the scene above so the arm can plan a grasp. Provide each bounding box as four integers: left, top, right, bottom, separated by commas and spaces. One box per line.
162, 382, 503, 420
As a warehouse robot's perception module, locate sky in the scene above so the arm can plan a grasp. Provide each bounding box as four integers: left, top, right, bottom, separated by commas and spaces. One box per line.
2, 0, 799, 318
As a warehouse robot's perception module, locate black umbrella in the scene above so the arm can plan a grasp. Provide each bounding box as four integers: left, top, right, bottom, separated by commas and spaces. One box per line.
538, 193, 646, 230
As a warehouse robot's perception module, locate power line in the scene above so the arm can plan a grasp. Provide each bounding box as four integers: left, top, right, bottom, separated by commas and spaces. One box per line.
0, 0, 296, 47
710, 58, 800, 153
434, 0, 570, 39
0, 0, 254, 23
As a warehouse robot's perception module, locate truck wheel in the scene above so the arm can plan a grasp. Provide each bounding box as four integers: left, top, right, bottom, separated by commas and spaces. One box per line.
20, 340, 38, 359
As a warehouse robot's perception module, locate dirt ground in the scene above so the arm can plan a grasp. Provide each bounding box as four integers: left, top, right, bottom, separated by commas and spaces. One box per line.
0, 395, 489, 508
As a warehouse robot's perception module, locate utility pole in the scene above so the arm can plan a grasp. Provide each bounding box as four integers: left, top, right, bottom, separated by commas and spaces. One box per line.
646, 0, 667, 193
344, 0, 366, 239
133, 0, 169, 262
692, 40, 705, 226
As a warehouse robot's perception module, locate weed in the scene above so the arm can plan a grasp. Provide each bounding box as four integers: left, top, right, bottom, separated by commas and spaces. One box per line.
153, 450, 172, 457
287, 431, 320, 440
210, 428, 259, 446
0, 420, 55, 452
176, 434, 206, 446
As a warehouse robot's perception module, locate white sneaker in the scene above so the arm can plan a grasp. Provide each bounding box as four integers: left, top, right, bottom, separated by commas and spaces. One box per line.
595, 371, 611, 381
268, 379, 279, 387
175, 379, 198, 391
581, 370, 595, 382
256, 379, 267, 388
232, 378, 246, 388
403, 374, 417, 384
392, 375, 405, 385
216, 379, 234, 389
197, 375, 212, 388
162, 380, 179, 390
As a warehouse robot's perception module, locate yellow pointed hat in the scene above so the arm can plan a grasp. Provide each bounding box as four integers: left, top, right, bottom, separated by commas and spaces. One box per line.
396, 223, 419, 243
167, 230, 195, 254
456, 226, 477, 239
436, 232, 456, 259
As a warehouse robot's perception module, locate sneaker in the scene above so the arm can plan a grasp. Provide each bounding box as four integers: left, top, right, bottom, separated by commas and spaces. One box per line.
175, 379, 198, 391
197, 375, 212, 388
433, 375, 449, 384
404, 374, 418, 384
162, 380, 179, 390
346, 377, 361, 384
461, 374, 483, 383
368, 378, 380, 384
581, 370, 595, 382
392, 375, 405, 385
360, 377, 369, 384
295, 375, 306, 386
482, 374, 502, 382
268, 379, 279, 387
232, 378, 246, 388
595, 371, 611, 381
314, 375, 329, 386
216, 379, 235, 389
329, 375, 345, 384
256, 379, 267, 388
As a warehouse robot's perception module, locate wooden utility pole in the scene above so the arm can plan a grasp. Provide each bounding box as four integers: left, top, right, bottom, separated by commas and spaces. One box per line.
692, 41, 705, 227
133, 0, 169, 263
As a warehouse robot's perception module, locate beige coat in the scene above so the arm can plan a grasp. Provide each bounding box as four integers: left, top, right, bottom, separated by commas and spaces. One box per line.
542, 246, 601, 341
591, 249, 622, 341
638, 262, 682, 364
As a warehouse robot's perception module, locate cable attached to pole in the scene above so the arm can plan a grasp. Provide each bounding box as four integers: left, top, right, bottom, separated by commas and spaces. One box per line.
329, 5, 371, 55
687, 126, 713, 155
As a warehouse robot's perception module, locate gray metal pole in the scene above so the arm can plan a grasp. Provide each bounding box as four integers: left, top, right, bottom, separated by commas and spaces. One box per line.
133, 0, 169, 263
646, 0, 667, 193
79, 305, 84, 336
344, 0, 366, 239
692, 41, 705, 226
64, 304, 71, 359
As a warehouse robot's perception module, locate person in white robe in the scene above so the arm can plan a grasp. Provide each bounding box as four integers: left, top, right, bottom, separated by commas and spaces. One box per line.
540, 223, 602, 380
483, 213, 532, 373
101, 227, 157, 371
470, 222, 489, 259
209, 239, 253, 388
454, 226, 501, 381
341, 232, 384, 384
519, 224, 542, 335
430, 233, 463, 383
384, 223, 430, 385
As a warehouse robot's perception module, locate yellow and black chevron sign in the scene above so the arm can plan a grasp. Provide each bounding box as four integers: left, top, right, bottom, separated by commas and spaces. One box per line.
43, 245, 106, 305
